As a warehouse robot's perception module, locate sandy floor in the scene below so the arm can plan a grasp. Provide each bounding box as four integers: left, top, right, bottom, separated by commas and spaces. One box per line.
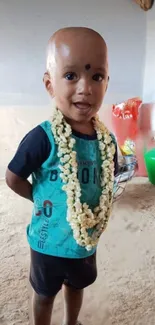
0, 177, 155, 325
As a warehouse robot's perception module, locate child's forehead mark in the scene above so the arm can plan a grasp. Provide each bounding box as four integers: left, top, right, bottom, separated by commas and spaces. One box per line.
85, 64, 91, 70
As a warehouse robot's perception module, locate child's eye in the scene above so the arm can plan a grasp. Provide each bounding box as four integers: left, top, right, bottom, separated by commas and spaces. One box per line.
65, 72, 77, 81
92, 74, 104, 82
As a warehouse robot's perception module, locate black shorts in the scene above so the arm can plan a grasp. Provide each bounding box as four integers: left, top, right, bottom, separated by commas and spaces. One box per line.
29, 248, 97, 297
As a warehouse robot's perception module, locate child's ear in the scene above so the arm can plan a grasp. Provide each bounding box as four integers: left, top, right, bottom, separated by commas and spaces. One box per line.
43, 72, 54, 97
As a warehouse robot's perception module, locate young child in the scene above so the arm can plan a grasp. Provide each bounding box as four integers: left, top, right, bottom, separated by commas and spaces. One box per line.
6, 27, 118, 325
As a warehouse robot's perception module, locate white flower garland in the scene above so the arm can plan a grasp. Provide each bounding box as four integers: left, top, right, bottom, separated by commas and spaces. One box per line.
51, 108, 115, 251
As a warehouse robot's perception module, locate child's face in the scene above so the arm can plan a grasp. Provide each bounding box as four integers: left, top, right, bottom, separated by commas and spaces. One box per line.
45, 29, 109, 124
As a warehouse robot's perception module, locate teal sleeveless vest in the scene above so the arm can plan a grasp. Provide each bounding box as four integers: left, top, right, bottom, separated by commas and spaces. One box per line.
27, 120, 104, 258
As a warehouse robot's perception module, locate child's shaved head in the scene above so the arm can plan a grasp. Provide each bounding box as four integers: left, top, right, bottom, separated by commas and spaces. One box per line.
46, 27, 108, 75
44, 27, 109, 127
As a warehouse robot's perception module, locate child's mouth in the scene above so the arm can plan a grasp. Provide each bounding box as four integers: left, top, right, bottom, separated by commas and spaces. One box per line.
74, 102, 91, 112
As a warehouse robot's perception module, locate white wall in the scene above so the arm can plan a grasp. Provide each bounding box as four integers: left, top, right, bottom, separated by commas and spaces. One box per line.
0, 0, 146, 106
143, 5, 155, 102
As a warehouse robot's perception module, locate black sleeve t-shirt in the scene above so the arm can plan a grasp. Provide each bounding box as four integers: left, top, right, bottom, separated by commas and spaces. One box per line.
8, 125, 119, 179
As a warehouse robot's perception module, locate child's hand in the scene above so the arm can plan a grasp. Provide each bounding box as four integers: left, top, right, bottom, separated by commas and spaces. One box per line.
5, 169, 33, 202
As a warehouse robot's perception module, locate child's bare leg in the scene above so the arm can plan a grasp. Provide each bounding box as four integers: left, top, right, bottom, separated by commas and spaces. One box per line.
62, 285, 83, 325
32, 291, 55, 325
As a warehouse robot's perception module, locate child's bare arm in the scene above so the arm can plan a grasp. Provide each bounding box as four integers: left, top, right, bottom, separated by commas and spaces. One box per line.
5, 125, 51, 202
5, 168, 33, 202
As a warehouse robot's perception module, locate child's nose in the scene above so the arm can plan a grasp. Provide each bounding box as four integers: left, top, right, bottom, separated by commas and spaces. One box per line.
77, 78, 92, 96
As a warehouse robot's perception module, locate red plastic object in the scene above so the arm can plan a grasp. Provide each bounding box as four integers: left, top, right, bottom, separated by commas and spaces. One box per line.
112, 97, 142, 146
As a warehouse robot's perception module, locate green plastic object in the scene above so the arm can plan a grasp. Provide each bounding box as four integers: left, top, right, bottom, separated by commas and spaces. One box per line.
144, 148, 155, 185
